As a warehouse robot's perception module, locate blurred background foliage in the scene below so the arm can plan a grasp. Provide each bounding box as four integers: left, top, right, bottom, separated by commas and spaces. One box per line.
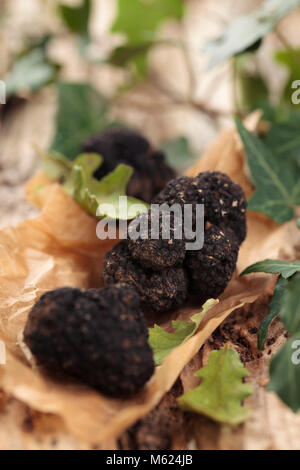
1, 0, 300, 225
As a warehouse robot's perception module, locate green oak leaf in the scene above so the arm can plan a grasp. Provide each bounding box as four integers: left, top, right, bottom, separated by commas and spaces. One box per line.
51, 82, 110, 160
202, 0, 300, 69
161, 136, 197, 172
258, 275, 287, 350
178, 347, 253, 425
60, 0, 91, 36
149, 299, 218, 366
6, 48, 58, 97
268, 333, 300, 412
236, 119, 300, 223
240, 259, 300, 279
40, 151, 148, 220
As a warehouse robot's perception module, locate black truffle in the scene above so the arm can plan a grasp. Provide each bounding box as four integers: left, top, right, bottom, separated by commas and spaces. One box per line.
153, 171, 247, 244
103, 171, 247, 314
103, 241, 187, 313
82, 128, 175, 203
24, 285, 154, 397
185, 222, 239, 300
127, 210, 186, 270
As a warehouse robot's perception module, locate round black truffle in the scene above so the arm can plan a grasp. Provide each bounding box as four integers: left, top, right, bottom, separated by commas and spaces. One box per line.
103, 241, 188, 313
24, 285, 155, 397
154, 171, 247, 244
82, 128, 175, 203
127, 210, 186, 270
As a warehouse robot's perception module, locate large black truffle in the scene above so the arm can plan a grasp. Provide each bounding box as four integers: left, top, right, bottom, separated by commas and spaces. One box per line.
103, 172, 247, 314
82, 128, 175, 203
24, 285, 154, 397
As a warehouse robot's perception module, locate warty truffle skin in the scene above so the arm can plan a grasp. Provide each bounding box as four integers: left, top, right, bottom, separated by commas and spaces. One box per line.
153, 171, 247, 244
184, 222, 239, 300
82, 127, 175, 203
23, 285, 155, 397
103, 241, 188, 313
127, 210, 186, 271
103, 171, 247, 314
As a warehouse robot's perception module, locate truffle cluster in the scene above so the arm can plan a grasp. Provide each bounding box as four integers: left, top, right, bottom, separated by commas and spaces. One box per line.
24, 284, 154, 397
103, 171, 247, 313
82, 128, 175, 203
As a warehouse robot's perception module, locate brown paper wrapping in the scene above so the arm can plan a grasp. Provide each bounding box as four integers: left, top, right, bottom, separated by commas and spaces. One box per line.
0, 115, 298, 448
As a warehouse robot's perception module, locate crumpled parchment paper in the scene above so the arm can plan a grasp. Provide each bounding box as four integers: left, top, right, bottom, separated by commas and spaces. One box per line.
0, 114, 298, 448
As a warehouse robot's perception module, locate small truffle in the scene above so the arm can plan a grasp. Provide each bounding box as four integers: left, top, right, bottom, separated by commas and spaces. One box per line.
82, 128, 175, 203
24, 285, 154, 397
154, 171, 247, 244
103, 241, 187, 313
103, 171, 247, 314
127, 210, 186, 270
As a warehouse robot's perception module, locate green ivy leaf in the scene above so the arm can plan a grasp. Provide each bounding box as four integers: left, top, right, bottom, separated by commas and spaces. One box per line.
265, 123, 300, 165
234, 56, 269, 112
111, 0, 184, 78
279, 272, 300, 334
241, 259, 300, 279
51, 82, 110, 160
149, 299, 218, 366
112, 0, 184, 44
60, 0, 91, 36
268, 333, 300, 412
258, 275, 287, 350
236, 119, 300, 223
6, 48, 58, 97
178, 347, 253, 425
108, 42, 154, 79
161, 136, 197, 172
203, 0, 300, 69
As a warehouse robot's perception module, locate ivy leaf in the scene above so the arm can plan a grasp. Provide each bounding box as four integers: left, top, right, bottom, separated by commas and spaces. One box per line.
40, 151, 149, 219
241, 259, 300, 279
51, 82, 110, 160
6, 48, 58, 97
279, 272, 300, 334
236, 119, 300, 223
202, 0, 300, 69
112, 0, 184, 44
60, 0, 91, 36
161, 136, 197, 172
265, 123, 300, 165
178, 347, 253, 425
111, 0, 184, 78
268, 333, 300, 412
149, 299, 218, 366
258, 275, 287, 350
108, 42, 155, 79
